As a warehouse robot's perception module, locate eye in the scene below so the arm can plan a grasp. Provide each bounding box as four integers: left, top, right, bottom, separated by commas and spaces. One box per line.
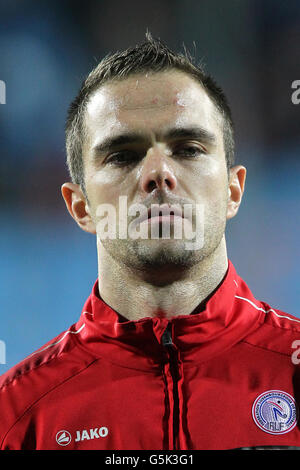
106, 150, 140, 166
174, 144, 207, 158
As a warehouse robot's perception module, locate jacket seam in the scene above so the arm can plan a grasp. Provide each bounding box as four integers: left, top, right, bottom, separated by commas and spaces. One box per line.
262, 315, 300, 334
0, 335, 87, 392
240, 339, 293, 358
73, 337, 163, 373
0, 357, 99, 449
1, 351, 68, 392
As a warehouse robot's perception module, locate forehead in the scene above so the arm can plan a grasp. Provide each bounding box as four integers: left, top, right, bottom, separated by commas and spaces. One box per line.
84, 70, 223, 147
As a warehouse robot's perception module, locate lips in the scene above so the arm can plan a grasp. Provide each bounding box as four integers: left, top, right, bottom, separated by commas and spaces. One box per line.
149, 205, 182, 219
138, 203, 187, 225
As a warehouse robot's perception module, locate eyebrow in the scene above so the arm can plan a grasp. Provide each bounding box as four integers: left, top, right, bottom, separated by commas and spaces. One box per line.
165, 126, 217, 145
91, 126, 217, 156
92, 133, 147, 155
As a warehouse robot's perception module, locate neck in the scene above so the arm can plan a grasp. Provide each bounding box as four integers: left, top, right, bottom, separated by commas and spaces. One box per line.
97, 237, 228, 322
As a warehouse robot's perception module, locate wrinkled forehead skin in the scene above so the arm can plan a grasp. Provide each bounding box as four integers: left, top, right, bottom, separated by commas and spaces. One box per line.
82, 70, 225, 159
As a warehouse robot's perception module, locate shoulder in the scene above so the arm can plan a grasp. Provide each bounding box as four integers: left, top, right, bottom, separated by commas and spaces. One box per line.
0, 322, 94, 447
0, 322, 89, 390
243, 300, 300, 357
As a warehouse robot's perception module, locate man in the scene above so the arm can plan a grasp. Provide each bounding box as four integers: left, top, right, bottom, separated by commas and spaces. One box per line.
1, 34, 300, 451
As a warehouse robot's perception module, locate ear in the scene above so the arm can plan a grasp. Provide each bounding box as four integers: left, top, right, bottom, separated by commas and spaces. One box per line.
61, 182, 96, 234
226, 165, 247, 220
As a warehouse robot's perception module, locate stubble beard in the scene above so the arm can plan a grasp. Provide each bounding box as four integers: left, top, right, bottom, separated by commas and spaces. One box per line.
99, 202, 228, 275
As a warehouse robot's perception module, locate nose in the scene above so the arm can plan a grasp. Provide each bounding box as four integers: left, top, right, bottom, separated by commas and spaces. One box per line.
139, 147, 177, 194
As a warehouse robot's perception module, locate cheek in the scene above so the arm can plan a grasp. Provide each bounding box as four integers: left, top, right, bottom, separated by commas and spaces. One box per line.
85, 169, 119, 217
85, 166, 136, 219
186, 157, 228, 203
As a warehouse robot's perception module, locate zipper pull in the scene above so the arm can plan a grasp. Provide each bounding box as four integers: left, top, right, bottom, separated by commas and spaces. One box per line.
161, 323, 173, 347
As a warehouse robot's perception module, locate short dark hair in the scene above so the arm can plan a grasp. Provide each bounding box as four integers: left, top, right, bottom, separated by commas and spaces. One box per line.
65, 33, 235, 194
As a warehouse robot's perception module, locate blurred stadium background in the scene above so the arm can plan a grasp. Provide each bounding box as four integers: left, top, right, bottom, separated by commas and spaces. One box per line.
0, 0, 299, 373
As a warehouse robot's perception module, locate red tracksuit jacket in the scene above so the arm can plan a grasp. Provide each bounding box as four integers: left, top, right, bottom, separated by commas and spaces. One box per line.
1, 259, 300, 450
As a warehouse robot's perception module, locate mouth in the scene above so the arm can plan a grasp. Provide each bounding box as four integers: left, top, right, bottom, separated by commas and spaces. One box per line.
139, 203, 187, 225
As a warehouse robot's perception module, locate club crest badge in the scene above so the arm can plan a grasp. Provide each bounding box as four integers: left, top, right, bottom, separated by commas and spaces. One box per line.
252, 390, 298, 435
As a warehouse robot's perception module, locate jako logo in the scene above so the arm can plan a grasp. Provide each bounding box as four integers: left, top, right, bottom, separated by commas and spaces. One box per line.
56, 430, 72, 446
56, 427, 109, 446
75, 426, 109, 442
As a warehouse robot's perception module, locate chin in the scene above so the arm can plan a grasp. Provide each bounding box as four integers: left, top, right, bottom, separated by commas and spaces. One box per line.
130, 239, 202, 269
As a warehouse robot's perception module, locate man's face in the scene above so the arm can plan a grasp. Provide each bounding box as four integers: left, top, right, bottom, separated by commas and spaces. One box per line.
82, 70, 231, 272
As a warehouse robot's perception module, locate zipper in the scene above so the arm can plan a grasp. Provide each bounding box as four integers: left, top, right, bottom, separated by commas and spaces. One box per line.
161, 323, 180, 450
